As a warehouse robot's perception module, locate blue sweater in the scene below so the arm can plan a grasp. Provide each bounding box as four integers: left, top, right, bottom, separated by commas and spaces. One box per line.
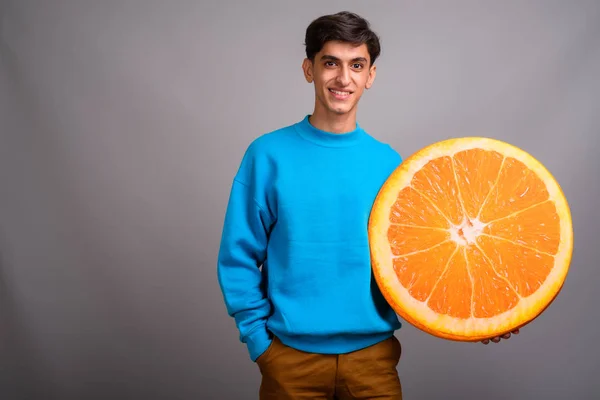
217, 115, 403, 362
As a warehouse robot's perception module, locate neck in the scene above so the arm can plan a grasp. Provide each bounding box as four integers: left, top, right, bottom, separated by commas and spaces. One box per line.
309, 105, 357, 134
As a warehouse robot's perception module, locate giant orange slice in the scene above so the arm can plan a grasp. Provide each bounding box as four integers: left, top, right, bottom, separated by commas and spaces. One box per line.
368, 137, 573, 341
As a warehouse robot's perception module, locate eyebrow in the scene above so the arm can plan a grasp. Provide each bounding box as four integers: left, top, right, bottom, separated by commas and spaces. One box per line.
320, 55, 369, 63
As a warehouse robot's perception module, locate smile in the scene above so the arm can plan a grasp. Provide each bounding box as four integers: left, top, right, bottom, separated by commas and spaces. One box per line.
329, 88, 352, 99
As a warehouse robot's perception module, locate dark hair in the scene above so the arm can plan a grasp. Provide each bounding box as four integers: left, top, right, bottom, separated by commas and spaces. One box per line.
304, 11, 381, 65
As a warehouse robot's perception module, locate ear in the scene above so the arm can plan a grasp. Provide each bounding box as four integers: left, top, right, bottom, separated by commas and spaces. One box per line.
365, 64, 377, 89
302, 58, 314, 83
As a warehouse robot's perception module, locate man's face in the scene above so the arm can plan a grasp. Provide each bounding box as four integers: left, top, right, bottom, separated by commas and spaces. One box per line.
302, 40, 376, 117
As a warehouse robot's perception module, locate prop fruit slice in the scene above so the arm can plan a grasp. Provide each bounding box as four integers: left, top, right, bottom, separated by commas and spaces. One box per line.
368, 137, 573, 341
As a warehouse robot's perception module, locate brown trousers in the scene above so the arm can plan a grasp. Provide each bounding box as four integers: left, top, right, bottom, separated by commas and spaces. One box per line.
256, 335, 402, 399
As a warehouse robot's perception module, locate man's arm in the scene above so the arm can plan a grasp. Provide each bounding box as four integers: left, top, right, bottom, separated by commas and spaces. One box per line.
217, 176, 274, 362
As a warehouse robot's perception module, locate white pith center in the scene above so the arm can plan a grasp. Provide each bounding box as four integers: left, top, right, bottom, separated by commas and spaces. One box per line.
450, 218, 486, 245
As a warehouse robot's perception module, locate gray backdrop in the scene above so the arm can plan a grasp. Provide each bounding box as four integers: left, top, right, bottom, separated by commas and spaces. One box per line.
1, 1, 599, 399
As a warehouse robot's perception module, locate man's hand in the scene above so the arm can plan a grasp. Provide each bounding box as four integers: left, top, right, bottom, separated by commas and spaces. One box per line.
481, 328, 520, 344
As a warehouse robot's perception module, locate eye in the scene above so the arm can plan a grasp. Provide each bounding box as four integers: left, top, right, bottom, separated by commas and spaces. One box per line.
325, 61, 337, 67
352, 63, 364, 69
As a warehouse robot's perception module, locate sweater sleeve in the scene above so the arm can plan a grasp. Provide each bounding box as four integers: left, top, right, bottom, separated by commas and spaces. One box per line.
217, 144, 276, 362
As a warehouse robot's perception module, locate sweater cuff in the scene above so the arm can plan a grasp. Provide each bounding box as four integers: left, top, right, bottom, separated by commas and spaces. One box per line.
246, 326, 272, 362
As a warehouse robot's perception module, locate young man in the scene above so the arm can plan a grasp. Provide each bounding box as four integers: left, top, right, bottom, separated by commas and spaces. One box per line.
217, 11, 403, 398
217, 11, 514, 400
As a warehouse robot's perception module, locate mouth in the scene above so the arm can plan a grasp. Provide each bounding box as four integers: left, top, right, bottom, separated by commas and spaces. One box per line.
328, 88, 352, 100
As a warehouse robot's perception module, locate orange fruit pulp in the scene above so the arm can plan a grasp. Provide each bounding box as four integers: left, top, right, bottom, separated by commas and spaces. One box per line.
368, 137, 573, 341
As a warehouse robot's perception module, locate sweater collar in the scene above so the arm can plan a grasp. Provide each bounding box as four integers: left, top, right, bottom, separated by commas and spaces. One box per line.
294, 115, 366, 147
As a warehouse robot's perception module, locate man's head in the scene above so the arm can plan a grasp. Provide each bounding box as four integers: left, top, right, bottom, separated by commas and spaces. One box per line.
302, 11, 381, 118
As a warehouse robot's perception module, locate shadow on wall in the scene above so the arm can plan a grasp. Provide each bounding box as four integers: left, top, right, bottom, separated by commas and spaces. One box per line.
1, 4, 54, 397
0, 246, 36, 398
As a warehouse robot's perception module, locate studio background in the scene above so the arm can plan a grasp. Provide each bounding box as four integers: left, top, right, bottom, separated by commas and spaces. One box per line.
1, 1, 599, 399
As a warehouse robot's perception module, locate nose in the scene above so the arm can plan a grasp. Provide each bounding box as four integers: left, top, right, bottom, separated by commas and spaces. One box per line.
336, 66, 351, 86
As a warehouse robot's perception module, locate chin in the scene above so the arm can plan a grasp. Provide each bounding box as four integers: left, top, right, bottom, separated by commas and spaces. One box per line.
325, 101, 352, 114
330, 105, 354, 115
332, 109, 350, 115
